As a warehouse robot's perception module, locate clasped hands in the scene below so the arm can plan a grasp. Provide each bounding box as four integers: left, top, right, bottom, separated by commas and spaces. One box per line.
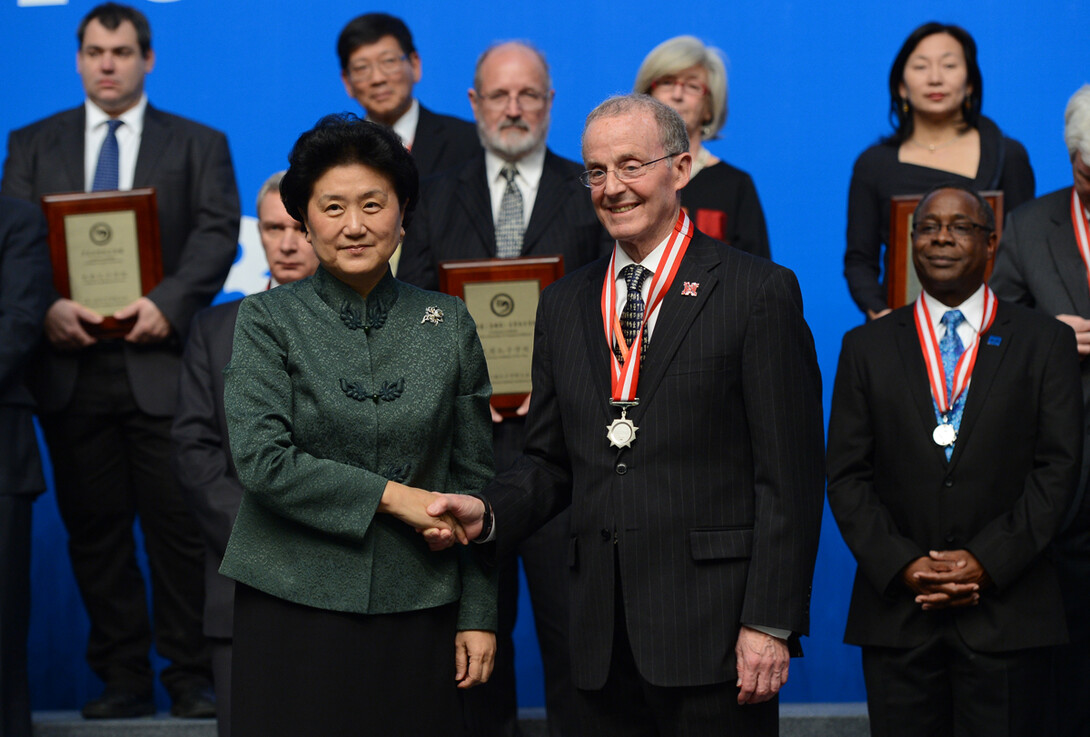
45, 296, 171, 349
902, 549, 991, 610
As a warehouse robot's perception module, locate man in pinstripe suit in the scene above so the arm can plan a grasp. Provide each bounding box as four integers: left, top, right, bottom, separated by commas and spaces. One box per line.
427, 94, 825, 735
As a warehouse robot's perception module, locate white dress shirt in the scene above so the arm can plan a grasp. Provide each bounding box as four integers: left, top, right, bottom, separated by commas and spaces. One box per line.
390, 98, 420, 150
922, 283, 985, 353
84, 95, 146, 192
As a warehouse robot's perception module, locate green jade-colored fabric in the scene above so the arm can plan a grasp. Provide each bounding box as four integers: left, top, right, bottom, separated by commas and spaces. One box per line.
221, 266, 496, 631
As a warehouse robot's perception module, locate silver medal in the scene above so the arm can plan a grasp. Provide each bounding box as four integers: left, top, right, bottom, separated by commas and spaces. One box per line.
606, 402, 639, 449
932, 422, 957, 447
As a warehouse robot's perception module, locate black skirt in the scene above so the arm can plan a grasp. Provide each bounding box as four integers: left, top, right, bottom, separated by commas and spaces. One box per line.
232, 583, 464, 737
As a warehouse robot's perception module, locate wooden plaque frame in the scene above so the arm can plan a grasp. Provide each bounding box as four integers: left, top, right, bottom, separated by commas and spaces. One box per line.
886, 190, 1003, 309
439, 255, 564, 416
41, 188, 163, 339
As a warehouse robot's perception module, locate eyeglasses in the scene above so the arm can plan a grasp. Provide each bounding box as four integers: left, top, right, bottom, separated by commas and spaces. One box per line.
913, 220, 992, 239
650, 76, 709, 97
347, 54, 408, 81
476, 89, 549, 112
579, 154, 680, 188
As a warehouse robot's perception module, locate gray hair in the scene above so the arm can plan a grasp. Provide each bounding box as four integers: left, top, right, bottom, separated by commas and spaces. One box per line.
473, 40, 552, 92
1064, 84, 1090, 162
582, 94, 689, 160
633, 35, 728, 140
256, 170, 286, 218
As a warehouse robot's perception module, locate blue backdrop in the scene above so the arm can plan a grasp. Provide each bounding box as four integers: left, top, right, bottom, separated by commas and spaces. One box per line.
2, 0, 1087, 711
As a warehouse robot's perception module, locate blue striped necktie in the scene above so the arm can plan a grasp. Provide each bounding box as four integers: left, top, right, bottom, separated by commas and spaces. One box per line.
938, 309, 966, 460
92, 119, 123, 192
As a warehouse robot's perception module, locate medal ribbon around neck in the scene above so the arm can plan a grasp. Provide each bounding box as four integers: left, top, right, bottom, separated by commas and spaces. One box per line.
1070, 189, 1090, 296
600, 210, 694, 401
913, 286, 997, 417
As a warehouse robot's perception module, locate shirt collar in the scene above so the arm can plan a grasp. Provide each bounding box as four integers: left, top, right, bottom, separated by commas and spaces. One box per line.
390, 98, 420, 149
85, 94, 147, 136
484, 144, 546, 191
922, 283, 986, 335
612, 229, 670, 281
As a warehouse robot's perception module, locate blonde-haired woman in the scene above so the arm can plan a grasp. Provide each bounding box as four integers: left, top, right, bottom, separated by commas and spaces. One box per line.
635, 35, 770, 258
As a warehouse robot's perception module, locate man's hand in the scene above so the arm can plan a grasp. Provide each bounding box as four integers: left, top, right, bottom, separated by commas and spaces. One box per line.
421, 494, 487, 550
379, 482, 467, 543
489, 392, 532, 423
454, 630, 496, 689
44, 298, 101, 349
115, 297, 171, 344
1056, 314, 1090, 357
902, 550, 989, 610
735, 625, 789, 705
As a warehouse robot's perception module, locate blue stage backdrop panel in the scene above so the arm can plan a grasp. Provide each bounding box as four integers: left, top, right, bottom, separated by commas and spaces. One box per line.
2, 0, 1087, 710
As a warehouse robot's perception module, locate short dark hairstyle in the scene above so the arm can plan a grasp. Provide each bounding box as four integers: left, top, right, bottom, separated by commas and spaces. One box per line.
913, 182, 996, 233
78, 3, 152, 58
280, 113, 418, 231
337, 13, 415, 71
886, 22, 983, 145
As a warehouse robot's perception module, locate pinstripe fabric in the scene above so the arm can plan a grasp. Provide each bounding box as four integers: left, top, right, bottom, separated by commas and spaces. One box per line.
485, 231, 826, 690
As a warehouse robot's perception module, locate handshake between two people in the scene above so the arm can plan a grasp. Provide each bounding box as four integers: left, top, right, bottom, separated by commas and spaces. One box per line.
379, 481, 488, 551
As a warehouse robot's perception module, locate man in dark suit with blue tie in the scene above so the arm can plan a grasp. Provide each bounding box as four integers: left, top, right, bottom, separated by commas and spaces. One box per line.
0, 2, 239, 720
828, 185, 1082, 736
399, 41, 610, 737
426, 94, 825, 736
0, 195, 53, 737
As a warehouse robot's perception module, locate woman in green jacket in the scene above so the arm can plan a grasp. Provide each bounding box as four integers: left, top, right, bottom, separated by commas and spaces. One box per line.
221, 113, 496, 737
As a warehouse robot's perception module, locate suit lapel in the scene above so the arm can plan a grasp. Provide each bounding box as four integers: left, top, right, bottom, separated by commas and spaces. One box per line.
454, 156, 496, 255
411, 106, 440, 175
577, 259, 616, 414
948, 304, 1012, 469
58, 107, 86, 191
1046, 190, 1090, 316
523, 152, 569, 254
891, 309, 951, 467
629, 234, 719, 423
134, 105, 170, 187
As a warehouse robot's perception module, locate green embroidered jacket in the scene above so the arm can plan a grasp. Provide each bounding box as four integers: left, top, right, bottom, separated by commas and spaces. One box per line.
220, 266, 497, 631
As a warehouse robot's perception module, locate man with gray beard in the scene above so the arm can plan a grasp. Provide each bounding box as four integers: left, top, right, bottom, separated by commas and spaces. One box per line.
398, 41, 610, 737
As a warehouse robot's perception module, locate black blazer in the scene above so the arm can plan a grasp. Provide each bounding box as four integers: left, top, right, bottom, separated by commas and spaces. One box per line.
397, 149, 612, 290
990, 186, 1090, 639
0, 195, 52, 497
827, 300, 1082, 652
171, 299, 242, 637
1, 103, 241, 416
484, 231, 826, 689
411, 105, 479, 179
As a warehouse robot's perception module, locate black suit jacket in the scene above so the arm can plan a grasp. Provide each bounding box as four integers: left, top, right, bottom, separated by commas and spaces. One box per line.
171, 299, 241, 637
410, 105, 479, 179
990, 186, 1090, 640
0, 195, 52, 497
1, 103, 240, 416
397, 149, 612, 290
484, 231, 826, 689
827, 300, 1082, 652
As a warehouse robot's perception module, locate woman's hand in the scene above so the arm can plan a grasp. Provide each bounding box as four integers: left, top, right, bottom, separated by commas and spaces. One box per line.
378, 481, 468, 544
454, 630, 496, 689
